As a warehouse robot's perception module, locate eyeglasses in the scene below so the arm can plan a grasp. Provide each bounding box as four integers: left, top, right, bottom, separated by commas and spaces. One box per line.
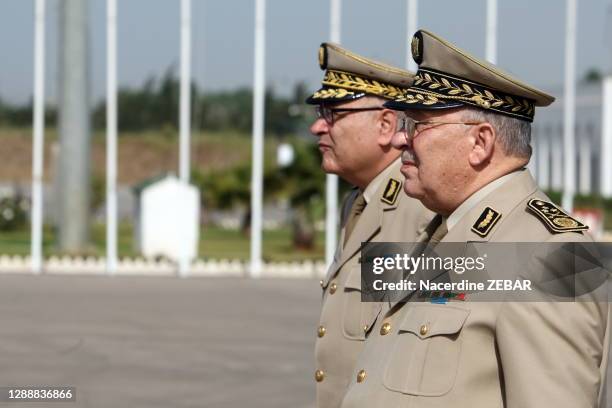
316, 105, 384, 125
397, 116, 482, 143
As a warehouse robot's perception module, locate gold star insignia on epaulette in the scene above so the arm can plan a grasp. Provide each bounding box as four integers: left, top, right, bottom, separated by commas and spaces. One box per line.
471, 207, 502, 237
527, 199, 588, 233
381, 178, 401, 205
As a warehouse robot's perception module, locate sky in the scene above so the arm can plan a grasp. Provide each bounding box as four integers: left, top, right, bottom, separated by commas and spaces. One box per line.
0, 0, 611, 105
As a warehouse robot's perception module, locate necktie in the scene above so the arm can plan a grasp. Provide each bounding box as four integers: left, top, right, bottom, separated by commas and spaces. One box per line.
429, 216, 448, 244
343, 192, 367, 246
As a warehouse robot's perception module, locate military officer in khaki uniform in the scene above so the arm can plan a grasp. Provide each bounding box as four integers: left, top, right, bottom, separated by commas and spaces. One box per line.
339, 30, 610, 408
306, 43, 433, 408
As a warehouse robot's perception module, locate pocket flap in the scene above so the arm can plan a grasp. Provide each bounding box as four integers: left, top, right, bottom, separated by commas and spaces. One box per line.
398, 305, 469, 339
344, 265, 362, 290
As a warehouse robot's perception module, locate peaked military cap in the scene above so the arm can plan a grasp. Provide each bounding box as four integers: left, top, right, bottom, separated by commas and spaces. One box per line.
385, 30, 555, 122
306, 43, 415, 104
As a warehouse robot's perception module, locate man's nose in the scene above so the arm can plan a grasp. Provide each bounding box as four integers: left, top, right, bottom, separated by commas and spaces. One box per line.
309, 117, 329, 137
391, 129, 410, 150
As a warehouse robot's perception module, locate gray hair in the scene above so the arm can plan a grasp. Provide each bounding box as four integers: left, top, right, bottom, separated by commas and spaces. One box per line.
460, 106, 532, 159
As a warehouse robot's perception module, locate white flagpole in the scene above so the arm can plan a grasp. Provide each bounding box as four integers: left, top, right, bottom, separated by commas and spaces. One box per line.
602, 77, 612, 198
179, 0, 191, 184
106, 0, 118, 275
562, 0, 577, 212
330, 0, 341, 41
31, 0, 46, 274
552, 137, 563, 190
578, 130, 591, 195
178, 0, 192, 277
325, 0, 341, 268
485, 0, 498, 64
406, 0, 418, 71
537, 130, 550, 190
250, 0, 266, 278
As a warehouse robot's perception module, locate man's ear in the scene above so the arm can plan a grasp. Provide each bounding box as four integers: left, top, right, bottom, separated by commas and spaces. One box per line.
377, 109, 397, 147
468, 122, 496, 166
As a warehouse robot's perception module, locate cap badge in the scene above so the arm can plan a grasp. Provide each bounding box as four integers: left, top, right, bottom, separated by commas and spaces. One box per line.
411, 31, 423, 64
318, 45, 326, 69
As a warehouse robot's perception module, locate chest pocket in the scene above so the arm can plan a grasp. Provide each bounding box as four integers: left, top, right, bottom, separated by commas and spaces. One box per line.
342, 265, 381, 340
383, 304, 469, 396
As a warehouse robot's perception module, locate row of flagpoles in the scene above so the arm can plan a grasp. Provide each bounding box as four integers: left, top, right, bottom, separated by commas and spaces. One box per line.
29, 0, 580, 276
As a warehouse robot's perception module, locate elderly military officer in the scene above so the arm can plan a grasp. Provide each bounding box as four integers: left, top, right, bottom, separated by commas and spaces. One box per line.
306, 43, 433, 408
339, 30, 610, 408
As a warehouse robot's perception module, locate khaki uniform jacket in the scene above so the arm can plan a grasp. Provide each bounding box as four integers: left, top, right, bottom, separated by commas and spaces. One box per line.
339, 169, 610, 408
315, 159, 433, 408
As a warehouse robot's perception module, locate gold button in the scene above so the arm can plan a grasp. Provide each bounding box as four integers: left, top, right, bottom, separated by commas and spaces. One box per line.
317, 325, 326, 338
380, 322, 391, 335
329, 282, 337, 294
356, 369, 366, 383
363, 324, 369, 333
420, 324, 429, 336
315, 369, 325, 382
319, 279, 324, 288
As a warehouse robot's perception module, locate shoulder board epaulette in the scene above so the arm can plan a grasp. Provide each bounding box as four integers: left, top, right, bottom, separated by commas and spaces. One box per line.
526, 199, 588, 233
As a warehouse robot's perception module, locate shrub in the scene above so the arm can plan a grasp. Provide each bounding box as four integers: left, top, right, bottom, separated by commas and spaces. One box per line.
0, 196, 28, 231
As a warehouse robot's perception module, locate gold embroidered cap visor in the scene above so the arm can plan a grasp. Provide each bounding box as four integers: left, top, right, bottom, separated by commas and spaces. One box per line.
384, 30, 555, 123
306, 42, 415, 105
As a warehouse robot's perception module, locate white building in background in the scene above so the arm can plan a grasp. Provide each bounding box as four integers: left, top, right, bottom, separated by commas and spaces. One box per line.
134, 174, 200, 263
532, 80, 606, 196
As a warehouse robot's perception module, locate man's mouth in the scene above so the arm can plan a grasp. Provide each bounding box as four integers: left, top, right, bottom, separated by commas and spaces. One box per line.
318, 142, 332, 151
401, 150, 417, 167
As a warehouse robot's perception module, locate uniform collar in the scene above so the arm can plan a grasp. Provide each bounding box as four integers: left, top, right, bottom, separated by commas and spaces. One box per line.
447, 169, 523, 232
362, 157, 401, 204
324, 158, 405, 286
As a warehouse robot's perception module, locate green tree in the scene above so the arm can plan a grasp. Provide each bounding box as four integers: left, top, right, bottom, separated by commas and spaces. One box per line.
583, 68, 602, 83
274, 140, 325, 248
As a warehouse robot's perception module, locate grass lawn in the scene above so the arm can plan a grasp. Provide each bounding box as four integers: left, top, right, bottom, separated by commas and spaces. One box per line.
200, 227, 325, 262
0, 224, 326, 262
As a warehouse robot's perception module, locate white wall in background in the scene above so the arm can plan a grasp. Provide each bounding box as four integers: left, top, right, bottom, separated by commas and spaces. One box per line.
139, 175, 200, 262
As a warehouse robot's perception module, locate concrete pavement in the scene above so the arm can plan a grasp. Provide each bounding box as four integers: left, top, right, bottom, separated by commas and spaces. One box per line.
0, 275, 320, 408
0, 274, 608, 407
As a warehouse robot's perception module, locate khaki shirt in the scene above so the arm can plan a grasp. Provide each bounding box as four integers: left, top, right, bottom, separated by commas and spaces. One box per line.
315, 159, 433, 408
339, 169, 609, 408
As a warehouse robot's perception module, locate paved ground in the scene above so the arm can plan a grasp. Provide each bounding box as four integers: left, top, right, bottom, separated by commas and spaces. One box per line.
0, 275, 609, 408
0, 275, 320, 408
